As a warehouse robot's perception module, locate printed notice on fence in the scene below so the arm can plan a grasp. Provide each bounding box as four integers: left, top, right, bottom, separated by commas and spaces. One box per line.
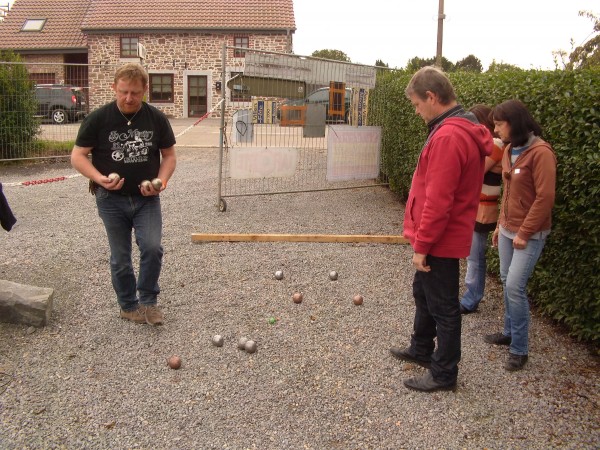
326, 126, 381, 181
230, 147, 298, 179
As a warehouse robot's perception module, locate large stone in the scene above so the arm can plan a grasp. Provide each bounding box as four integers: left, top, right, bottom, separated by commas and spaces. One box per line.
0, 280, 54, 327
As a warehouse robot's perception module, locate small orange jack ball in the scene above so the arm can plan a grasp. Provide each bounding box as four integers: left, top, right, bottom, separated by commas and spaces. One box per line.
353, 294, 364, 306
292, 292, 303, 304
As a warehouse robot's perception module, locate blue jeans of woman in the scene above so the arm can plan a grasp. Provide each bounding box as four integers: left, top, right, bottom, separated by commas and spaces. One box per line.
498, 232, 546, 356
95, 187, 163, 312
411, 255, 461, 384
460, 231, 489, 311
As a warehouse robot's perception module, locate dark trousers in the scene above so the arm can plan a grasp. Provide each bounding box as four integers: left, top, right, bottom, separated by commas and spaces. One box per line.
410, 255, 461, 384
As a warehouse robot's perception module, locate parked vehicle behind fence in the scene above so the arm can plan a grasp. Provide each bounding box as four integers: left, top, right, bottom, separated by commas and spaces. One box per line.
34, 84, 87, 124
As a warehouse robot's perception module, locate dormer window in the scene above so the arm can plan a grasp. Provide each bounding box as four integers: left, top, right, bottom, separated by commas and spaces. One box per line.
21, 19, 46, 31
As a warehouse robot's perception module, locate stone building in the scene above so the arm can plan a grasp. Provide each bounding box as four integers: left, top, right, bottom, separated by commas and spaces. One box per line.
0, 0, 296, 118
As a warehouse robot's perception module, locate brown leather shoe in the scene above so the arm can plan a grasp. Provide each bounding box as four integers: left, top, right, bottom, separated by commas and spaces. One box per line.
145, 304, 164, 325
390, 347, 431, 369
484, 332, 511, 346
403, 371, 457, 392
120, 305, 147, 324
505, 353, 528, 371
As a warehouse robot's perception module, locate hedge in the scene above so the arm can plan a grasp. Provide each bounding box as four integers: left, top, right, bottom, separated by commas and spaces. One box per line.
373, 68, 600, 343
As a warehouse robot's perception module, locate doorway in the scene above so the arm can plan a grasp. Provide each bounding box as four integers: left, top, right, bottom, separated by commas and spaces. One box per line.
188, 75, 207, 117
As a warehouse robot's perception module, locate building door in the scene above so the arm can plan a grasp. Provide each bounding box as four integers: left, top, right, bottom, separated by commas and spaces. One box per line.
188, 76, 207, 117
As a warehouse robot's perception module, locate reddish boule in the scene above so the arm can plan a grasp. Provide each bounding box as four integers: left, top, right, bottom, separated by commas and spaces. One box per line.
353, 294, 364, 306
292, 292, 303, 304
167, 355, 181, 370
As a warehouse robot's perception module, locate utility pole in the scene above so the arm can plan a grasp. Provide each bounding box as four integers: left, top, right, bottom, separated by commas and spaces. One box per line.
435, 0, 445, 68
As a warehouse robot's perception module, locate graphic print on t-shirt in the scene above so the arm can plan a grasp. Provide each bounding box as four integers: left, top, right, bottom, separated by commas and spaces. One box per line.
109, 128, 154, 164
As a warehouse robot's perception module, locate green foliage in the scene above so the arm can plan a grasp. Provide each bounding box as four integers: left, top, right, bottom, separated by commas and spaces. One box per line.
455, 54, 483, 73
406, 56, 454, 73
311, 49, 351, 62
375, 59, 389, 68
565, 11, 600, 70
0, 51, 40, 159
486, 60, 524, 73
373, 68, 600, 343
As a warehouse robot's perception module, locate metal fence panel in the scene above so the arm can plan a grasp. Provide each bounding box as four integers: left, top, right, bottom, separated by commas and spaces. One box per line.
218, 47, 391, 211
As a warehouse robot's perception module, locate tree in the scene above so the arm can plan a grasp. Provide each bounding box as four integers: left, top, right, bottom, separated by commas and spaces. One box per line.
375, 59, 389, 68
560, 11, 600, 70
405, 56, 454, 73
455, 54, 483, 73
311, 49, 351, 62
0, 50, 40, 159
486, 59, 523, 73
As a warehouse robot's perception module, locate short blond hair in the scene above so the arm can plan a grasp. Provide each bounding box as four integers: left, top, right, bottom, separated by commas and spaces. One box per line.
114, 63, 148, 88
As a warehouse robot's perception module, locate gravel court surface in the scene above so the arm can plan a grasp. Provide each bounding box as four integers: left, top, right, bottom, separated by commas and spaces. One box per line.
0, 147, 598, 449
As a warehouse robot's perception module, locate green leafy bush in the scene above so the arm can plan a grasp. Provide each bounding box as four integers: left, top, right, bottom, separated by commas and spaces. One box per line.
374, 68, 600, 343
0, 51, 40, 159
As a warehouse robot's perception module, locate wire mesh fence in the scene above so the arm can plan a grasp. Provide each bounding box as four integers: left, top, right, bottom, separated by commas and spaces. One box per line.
217, 47, 392, 211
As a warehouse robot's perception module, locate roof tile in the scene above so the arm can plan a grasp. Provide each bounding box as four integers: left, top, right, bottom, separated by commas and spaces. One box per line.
0, 0, 295, 51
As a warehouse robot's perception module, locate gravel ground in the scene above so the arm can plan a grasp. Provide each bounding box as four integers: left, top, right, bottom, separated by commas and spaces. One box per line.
0, 147, 598, 449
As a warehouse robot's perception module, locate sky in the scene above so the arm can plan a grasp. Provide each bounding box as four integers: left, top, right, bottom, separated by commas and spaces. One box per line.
3, 0, 597, 70
292, 0, 599, 70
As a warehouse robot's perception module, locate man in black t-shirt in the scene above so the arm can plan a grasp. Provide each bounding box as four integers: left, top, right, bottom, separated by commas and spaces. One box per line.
71, 63, 176, 325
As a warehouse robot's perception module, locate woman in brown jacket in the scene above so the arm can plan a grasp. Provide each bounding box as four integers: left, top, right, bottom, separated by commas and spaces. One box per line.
484, 100, 557, 371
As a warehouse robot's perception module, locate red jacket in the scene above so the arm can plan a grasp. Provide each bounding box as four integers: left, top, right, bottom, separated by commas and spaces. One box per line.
403, 116, 493, 258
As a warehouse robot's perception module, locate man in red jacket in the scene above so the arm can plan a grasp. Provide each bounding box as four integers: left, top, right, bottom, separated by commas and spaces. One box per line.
390, 66, 493, 392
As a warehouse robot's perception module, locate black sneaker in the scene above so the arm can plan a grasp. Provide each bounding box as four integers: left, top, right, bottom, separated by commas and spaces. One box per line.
505, 353, 528, 371
484, 332, 511, 346
390, 347, 431, 369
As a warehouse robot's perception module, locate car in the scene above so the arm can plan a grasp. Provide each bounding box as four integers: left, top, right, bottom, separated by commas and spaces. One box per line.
34, 84, 87, 124
280, 87, 352, 124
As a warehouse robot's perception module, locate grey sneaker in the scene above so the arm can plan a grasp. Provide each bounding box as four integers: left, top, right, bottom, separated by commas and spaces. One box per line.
120, 305, 147, 324
145, 305, 164, 325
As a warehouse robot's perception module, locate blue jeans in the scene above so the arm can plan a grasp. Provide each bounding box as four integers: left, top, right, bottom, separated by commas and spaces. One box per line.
95, 187, 163, 311
410, 256, 461, 384
460, 231, 489, 311
498, 232, 546, 356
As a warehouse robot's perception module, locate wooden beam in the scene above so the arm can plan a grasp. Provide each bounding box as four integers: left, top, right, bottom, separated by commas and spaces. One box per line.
191, 233, 409, 245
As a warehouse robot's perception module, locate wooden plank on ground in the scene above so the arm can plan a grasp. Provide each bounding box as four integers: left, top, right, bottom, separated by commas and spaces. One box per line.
191, 233, 409, 244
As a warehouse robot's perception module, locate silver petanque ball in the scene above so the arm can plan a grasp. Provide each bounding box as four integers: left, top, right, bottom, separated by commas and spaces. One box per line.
274, 270, 284, 280
237, 337, 248, 350
329, 270, 338, 281
151, 178, 163, 191
212, 334, 224, 347
244, 340, 257, 354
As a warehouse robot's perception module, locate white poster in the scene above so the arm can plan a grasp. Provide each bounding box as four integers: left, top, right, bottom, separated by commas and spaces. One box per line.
326, 126, 381, 181
229, 147, 298, 179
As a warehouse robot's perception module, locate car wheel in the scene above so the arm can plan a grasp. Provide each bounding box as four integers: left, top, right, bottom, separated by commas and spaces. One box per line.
51, 109, 67, 124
